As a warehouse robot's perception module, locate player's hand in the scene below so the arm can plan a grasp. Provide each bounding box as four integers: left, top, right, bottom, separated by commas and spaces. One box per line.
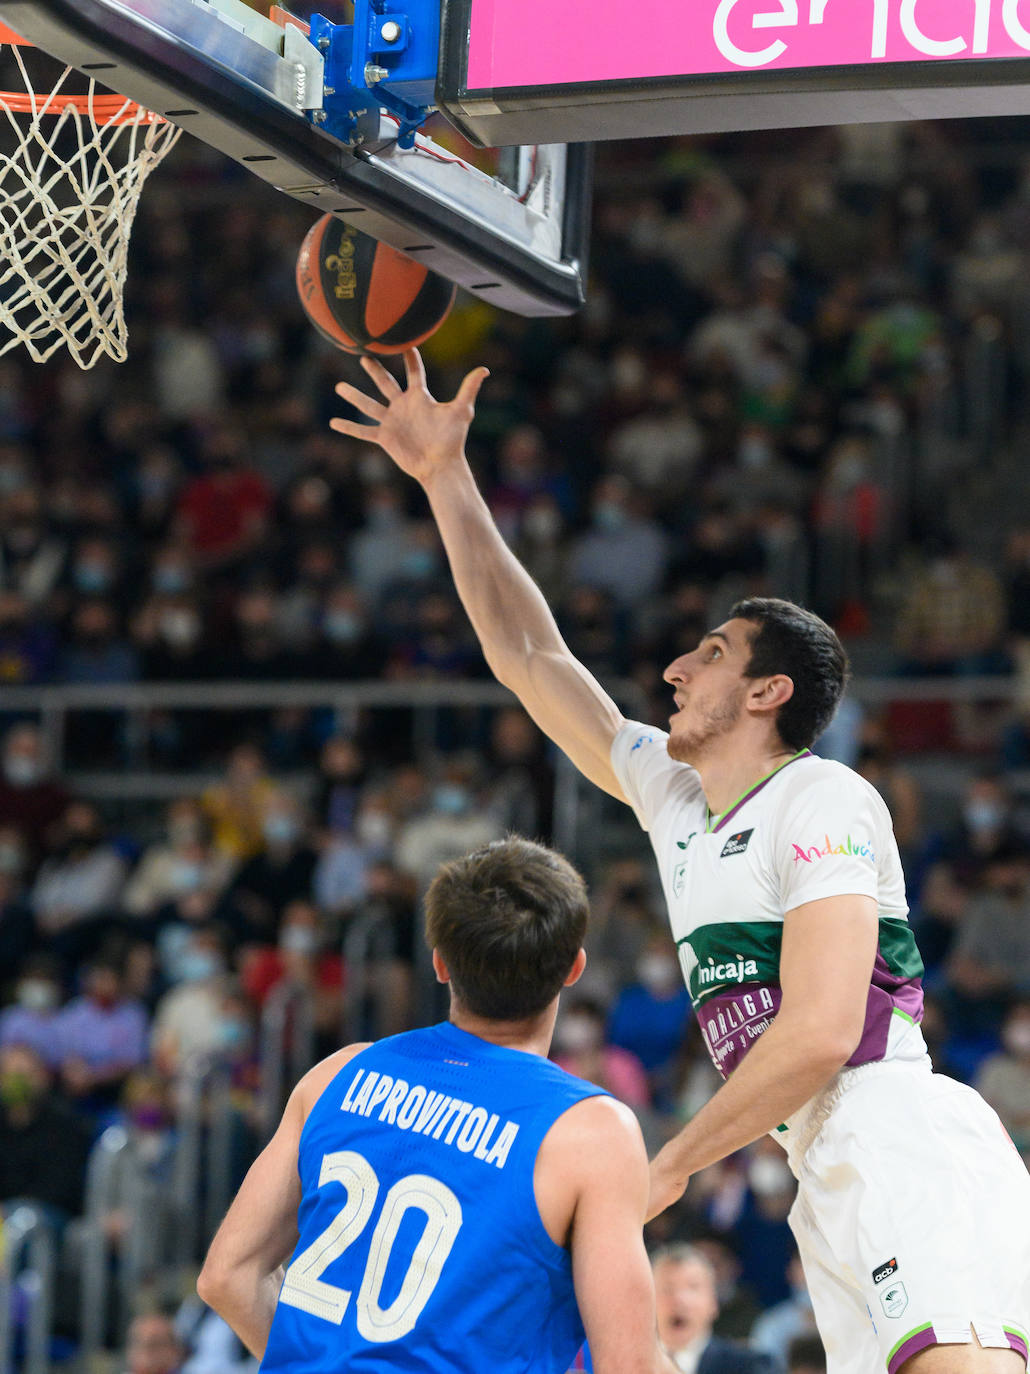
330, 348, 488, 486
646, 1144, 690, 1221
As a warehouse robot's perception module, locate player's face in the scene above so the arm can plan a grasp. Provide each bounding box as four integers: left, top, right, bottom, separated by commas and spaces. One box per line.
662, 619, 752, 764
653, 1259, 720, 1351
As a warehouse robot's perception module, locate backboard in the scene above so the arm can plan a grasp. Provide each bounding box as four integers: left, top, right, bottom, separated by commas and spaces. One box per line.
437, 0, 1030, 146
0, 0, 591, 316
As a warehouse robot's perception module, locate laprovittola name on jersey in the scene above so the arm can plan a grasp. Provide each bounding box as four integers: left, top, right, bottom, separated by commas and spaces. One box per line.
611, 723, 925, 1079
339, 1065, 520, 1169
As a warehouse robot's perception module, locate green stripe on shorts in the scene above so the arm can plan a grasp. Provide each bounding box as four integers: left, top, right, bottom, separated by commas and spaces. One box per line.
887, 1322, 934, 1367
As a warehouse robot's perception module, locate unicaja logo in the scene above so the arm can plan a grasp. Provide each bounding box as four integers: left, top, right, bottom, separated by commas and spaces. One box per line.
698, 957, 759, 987
792, 834, 875, 864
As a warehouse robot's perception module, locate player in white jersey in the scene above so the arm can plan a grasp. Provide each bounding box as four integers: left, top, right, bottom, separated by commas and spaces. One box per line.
331, 350, 1030, 1374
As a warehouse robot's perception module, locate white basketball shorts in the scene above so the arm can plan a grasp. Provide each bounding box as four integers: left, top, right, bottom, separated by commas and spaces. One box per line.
784, 1059, 1030, 1374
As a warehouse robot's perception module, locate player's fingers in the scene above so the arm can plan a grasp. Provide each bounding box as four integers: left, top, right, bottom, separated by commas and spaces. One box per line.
334, 381, 387, 420
359, 354, 401, 396
329, 417, 380, 442
455, 366, 489, 410
402, 348, 428, 391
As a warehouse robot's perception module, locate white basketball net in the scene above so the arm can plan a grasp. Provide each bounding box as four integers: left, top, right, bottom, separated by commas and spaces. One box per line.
0, 41, 181, 368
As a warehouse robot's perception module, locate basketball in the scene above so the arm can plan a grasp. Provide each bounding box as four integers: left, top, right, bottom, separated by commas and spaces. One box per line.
295, 215, 455, 355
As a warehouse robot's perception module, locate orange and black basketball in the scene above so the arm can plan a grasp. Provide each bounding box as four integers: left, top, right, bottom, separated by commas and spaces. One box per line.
296, 216, 455, 355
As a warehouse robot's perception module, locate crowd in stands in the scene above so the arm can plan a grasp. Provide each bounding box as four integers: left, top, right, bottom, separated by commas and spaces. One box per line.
1, 110, 1030, 1371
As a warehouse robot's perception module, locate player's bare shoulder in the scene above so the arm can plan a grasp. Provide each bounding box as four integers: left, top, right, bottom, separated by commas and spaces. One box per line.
538, 1093, 648, 1195
294, 1042, 373, 1119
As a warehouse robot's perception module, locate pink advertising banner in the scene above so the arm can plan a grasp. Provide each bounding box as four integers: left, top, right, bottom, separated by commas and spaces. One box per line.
466, 0, 1030, 91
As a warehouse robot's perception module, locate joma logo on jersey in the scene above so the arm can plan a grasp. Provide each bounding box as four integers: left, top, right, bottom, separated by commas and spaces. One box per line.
698, 957, 759, 987
792, 834, 875, 864
720, 829, 753, 858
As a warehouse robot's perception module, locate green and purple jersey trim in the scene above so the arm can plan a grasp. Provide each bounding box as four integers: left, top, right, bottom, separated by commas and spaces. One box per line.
887, 1323, 1028, 1373
682, 916, 924, 1078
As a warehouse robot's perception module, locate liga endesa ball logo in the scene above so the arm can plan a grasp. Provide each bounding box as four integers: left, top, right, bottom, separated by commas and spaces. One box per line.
295, 216, 454, 356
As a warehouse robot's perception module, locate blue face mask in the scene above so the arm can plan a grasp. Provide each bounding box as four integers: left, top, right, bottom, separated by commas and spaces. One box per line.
153, 567, 188, 595
170, 859, 204, 893
177, 951, 220, 983
593, 503, 626, 532
263, 815, 299, 845
74, 562, 111, 592
323, 611, 362, 644
216, 1017, 249, 1050
433, 784, 470, 816
402, 550, 435, 579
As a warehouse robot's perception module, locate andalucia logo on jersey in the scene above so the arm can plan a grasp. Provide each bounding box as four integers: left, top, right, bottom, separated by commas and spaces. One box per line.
791, 833, 875, 864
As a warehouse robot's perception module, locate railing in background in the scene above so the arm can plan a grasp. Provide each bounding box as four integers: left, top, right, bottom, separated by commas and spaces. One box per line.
258, 983, 316, 1144
0, 1205, 55, 1374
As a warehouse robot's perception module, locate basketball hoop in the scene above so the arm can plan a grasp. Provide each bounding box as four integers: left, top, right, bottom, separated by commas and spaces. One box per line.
0, 21, 181, 367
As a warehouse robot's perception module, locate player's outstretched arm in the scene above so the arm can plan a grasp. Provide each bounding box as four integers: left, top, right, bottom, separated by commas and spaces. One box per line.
542, 1096, 677, 1374
197, 1044, 369, 1357
331, 349, 629, 801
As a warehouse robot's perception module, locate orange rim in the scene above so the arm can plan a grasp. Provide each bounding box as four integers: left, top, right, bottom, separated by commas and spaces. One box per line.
0, 21, 165, 124
0, 91, 165, 124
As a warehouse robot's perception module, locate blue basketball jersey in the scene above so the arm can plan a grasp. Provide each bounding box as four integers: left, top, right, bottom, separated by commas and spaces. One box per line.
260, 1021, 607, 1374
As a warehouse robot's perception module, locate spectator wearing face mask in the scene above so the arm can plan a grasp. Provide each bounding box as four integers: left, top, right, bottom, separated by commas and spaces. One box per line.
304, 581, 387, 680
974, 997, 1030, 1162
939, 774, 1029, 887
393, 757, 501, 893
123, 799, 232, 920
567, 474, 669, 609
606, 936, 692, 1105
551, 997, 650, 1109
0, 955, 65, 1068
239, 900, 344, 1056
0, 722, 71, 872
151, 926, 232, 1075
944, 854, 1030, 1044
0, 1042, 92, 1225
31, 802, 127, 965
217, 791, 316, 942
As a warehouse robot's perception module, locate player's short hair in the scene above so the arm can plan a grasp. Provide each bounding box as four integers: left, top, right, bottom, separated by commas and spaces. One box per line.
731, 597, 849, 752
424, 835, 589, 1021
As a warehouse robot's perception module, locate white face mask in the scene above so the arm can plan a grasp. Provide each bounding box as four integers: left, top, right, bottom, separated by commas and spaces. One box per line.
553, 1015, 603, 1055
356, 810, 392, 850
748, 1156, 794, 1197
280, 926, 318, 956
637, 954, 680, 995
1003, 1022, 1030, 1056
16, 979, 59, 1012
3, 756, 40, 787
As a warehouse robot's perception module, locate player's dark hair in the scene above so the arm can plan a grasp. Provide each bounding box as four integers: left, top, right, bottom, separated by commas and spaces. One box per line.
424, 835, 588, 1021
731, 597, 849, 752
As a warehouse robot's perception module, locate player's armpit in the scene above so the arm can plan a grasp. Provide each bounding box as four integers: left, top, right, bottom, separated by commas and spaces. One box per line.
778, 893, 879, 1060
540, 1096, 667, 1374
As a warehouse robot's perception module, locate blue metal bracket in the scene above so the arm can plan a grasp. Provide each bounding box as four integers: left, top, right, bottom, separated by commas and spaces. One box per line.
307, 2, 439, 149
